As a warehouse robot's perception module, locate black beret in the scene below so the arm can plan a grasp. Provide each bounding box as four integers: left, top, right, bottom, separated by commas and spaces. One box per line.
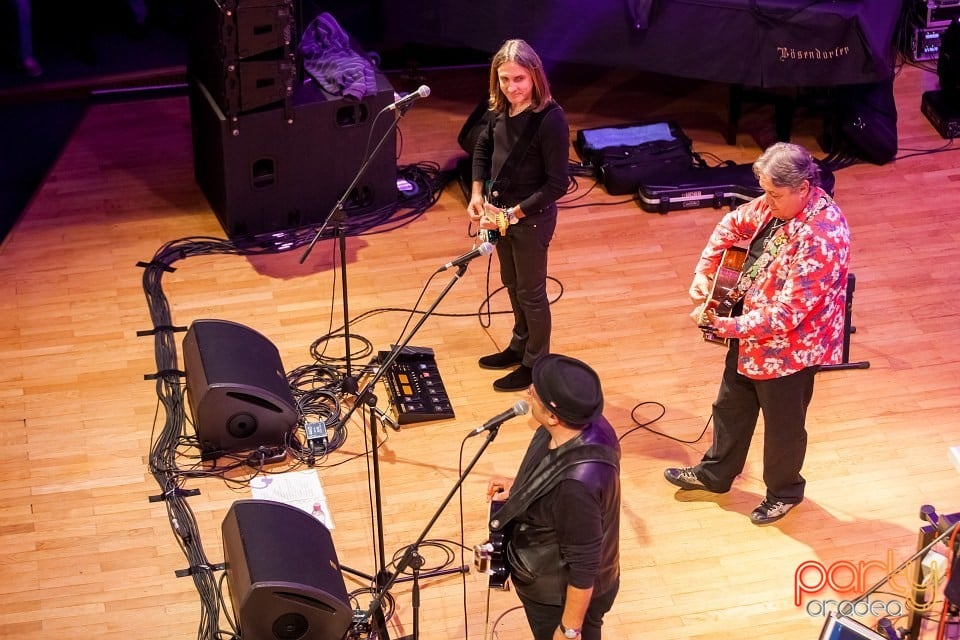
532, 354, 604, 426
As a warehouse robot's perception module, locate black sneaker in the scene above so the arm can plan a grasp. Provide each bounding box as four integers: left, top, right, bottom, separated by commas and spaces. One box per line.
750, 499, 800, 525
479, 348, 523, 370
493, 365, 532, 392
663, 466, 711, 491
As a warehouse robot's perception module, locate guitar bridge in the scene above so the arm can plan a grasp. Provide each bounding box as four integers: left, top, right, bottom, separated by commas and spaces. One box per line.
473, 542, 494, 574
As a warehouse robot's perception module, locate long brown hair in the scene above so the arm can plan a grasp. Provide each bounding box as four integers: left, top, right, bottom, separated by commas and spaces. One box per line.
487, 39, 554, 114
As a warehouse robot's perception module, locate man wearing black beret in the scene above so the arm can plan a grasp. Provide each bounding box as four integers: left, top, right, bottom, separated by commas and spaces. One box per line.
486, 354, 621, 640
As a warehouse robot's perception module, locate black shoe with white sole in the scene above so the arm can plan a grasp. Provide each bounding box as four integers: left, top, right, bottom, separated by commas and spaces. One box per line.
750, 499, 800, 525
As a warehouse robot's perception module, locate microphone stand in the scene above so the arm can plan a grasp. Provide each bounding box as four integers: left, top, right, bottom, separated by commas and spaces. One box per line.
361, 419, 506, 640
299, 103, 409, 393
339, 264, 475, 598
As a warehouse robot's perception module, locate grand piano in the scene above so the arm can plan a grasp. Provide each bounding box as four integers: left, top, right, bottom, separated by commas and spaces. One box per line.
382, 0, 904, 88
380, 0, 907, 150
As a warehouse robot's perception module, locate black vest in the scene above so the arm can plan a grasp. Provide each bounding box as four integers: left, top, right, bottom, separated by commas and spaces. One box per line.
491, 417, 621, 604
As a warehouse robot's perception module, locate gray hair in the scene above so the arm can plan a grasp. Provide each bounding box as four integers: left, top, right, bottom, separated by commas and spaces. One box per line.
753, 142, 821, 189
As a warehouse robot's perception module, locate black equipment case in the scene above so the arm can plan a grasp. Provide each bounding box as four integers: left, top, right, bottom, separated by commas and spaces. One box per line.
637, 162, 835, 214
575, 121, 696, 195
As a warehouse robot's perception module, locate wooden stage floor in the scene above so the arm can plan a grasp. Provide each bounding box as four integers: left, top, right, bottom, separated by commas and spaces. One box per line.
1, 60, 958, 639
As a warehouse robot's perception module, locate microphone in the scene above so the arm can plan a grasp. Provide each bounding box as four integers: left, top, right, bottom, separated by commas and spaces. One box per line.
468, 400, 530, 437
875, 618, 899, 640
439, 242, 494, 272
388, 85, 431, 111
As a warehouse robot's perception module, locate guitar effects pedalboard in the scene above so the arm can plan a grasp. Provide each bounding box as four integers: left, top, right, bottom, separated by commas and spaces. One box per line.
377, 346, 455, 425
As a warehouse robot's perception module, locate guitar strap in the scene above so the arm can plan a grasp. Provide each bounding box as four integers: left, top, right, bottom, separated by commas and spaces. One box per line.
723, 218, 784, 312
489, 102, 559, 197
489, 433, 618, 531
734, 192, 829, 301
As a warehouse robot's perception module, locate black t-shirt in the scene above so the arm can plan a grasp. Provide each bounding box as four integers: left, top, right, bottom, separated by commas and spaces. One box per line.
509, 427, 615, 590
471, 104, 569, 214
732, 216, 783, 316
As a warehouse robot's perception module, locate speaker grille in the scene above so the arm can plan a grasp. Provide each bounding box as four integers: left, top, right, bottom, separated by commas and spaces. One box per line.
222, 500, 352, 640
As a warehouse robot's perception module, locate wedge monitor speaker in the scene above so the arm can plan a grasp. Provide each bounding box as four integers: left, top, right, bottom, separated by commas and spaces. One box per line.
182, 319, 297, 457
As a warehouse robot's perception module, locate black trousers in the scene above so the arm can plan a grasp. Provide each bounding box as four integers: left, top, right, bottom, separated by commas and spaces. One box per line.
517, 578, 619, 640
696, 340, 817, 503
496, 207, 557, 368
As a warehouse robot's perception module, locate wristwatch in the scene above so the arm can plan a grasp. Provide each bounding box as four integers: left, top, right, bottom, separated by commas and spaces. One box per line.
559, 622, 581, 638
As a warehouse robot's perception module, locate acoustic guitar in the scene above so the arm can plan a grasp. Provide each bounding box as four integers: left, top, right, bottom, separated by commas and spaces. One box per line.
699, 246, 748, 345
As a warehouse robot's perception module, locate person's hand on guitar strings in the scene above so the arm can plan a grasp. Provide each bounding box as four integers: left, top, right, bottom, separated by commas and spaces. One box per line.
689, 272, 712, 303
692, 303, 719, 331
466, 188, 486, 224
487, 476, 514, 501
481, 201, 508, 234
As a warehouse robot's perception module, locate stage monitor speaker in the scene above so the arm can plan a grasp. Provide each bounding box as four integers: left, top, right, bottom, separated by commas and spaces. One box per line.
189, 76, 398, 237
939, 18, 960, 93
221, 499, 352, 640
182, 319, 297, 456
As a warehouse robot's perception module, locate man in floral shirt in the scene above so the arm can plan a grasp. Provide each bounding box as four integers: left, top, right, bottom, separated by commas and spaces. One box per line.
664, 142, 850, 525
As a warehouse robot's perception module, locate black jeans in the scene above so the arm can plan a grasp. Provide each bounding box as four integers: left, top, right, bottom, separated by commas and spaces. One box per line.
696, 340, 817, 503
496, 207, 557, 367
517, 578, 619, 640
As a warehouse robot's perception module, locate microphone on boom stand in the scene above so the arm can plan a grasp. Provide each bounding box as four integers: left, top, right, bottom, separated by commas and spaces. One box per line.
386, 85, 431, 111
438, 242, 494, 272
467, 401, 529, 437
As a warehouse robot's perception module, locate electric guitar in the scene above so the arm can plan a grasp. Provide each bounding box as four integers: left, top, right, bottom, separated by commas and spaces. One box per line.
479, 182, 511, 244
478, 203, 509, 245
473, 499, 510, 590
699, 246, 748, 345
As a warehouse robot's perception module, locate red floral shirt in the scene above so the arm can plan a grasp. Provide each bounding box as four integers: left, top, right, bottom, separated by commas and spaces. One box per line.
696, 186, 850, 380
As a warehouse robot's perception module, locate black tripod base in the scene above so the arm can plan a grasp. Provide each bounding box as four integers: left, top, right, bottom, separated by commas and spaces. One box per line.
389, 564, 470, 584
342, 564, 376, 583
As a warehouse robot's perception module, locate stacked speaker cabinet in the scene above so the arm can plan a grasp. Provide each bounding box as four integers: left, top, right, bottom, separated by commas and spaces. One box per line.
188, 0, 398, 237
188, 0, 298, 116
221, 499, 352, 640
